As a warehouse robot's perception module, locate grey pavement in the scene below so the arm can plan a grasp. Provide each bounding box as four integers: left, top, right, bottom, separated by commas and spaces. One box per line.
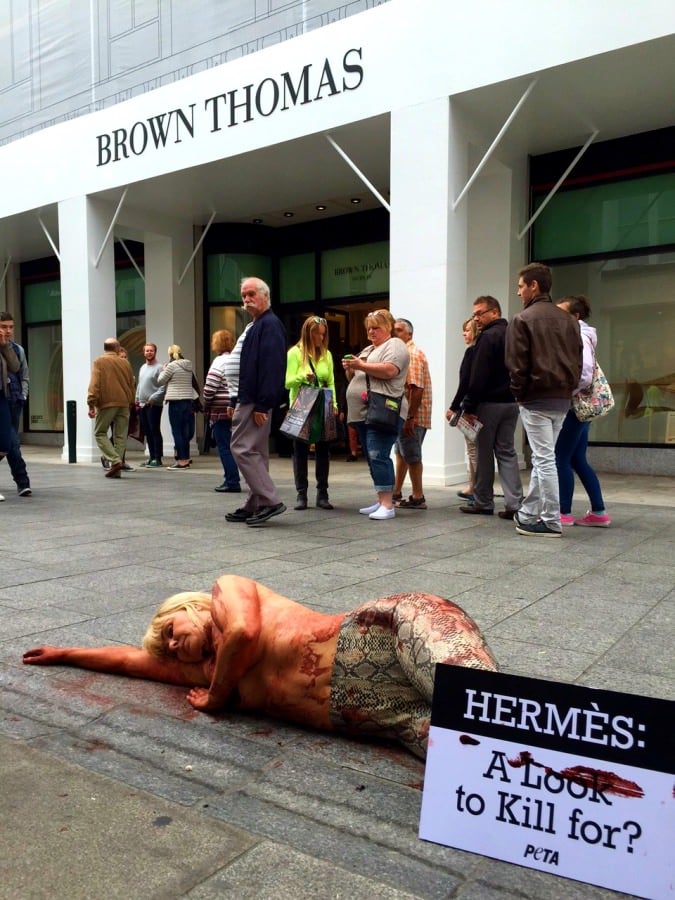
1, 446, 673, 900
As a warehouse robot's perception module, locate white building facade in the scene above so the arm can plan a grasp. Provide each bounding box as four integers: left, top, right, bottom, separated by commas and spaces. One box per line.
1, 0, 674, 477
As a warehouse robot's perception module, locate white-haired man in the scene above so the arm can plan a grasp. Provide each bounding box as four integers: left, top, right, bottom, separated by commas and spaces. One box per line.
224, 277, 287, 526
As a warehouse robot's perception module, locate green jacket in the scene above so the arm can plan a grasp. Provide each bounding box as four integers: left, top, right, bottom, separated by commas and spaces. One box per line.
285, 345, 336, 407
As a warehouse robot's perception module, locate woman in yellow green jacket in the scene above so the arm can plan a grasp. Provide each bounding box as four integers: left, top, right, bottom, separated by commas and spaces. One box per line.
285, 316, 337, 510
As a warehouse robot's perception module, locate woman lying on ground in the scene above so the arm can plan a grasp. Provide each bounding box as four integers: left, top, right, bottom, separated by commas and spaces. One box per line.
23, 574, 498, 759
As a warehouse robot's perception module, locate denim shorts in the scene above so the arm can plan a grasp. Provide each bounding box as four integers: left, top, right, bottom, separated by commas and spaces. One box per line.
396, 425, 427, 464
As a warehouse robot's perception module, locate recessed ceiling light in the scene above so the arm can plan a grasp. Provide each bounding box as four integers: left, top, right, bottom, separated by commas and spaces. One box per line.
252, 218, 263, 224
315, 204, 327, 211
350, 198, 361, 204
283, 211, 294, 218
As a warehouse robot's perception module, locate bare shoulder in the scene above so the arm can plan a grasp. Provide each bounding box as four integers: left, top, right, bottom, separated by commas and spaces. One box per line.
210, 575, 261, 626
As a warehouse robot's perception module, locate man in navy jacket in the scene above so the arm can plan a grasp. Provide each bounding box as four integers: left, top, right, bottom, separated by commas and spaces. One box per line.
225, 277, 287, 527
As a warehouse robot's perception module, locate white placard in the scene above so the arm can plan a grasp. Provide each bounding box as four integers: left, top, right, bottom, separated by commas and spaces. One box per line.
420, 667, 674, 899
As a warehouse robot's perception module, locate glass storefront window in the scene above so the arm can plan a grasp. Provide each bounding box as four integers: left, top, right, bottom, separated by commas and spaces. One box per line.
279, 252, 315, 303
24, 280, 61, 323
117, 314, 147, 379
533, 172, 675, 261
115, 268, 145, 313
207, 254, 272, 302
208, 305, 251, 349
553, 254, 675, 445
27, 324, 63, 432
321, 242, 389, 299
22, 267, 146, 432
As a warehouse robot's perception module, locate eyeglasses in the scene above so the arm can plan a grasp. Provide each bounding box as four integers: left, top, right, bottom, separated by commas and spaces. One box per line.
473, 309, 492, 318
311, 316, 327, 325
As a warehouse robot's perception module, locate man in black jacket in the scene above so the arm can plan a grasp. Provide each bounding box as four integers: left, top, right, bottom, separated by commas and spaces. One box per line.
459, 296, 522, 518
225, 277, 287, 527
505, 263, 582, 538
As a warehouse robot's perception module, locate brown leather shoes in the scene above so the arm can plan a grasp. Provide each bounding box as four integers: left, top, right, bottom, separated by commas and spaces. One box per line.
105, 462, 123, 478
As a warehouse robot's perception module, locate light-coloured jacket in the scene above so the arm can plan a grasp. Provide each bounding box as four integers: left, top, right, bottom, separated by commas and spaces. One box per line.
157, 358, 195, 400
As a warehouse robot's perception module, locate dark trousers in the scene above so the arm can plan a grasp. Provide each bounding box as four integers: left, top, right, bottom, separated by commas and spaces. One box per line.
292, 440, 330, 496
139, 403, 164, 461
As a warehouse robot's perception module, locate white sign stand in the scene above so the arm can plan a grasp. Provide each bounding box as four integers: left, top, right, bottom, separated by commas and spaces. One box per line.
420, 667, 674, 899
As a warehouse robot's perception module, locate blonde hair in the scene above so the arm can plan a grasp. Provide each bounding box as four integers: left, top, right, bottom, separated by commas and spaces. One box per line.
364, 308, 395, 337
211, 329, 234, 354
462, 317, 478, 344
168, 344, 183, 361
142, 591, 212, 658
296, 315, 329, 368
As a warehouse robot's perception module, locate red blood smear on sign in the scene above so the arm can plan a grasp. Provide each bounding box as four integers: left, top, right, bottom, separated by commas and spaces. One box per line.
459, 734, 480, 745
560, 765, 644, 799
506, 751, 644, 799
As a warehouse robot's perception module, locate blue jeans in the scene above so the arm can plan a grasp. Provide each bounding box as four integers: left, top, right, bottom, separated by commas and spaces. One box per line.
9, 398, 23, 433
555, 409, 605, 514
167, 399, 194, 461
212, 418, 240, 488
354, 421, 401, 492
518, 405, 567, 529
0, 396, 30, 489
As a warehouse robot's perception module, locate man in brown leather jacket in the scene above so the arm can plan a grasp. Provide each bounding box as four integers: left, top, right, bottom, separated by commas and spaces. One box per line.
505, 263, 582, 537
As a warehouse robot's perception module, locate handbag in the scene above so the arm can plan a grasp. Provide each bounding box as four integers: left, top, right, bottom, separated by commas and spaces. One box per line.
279, 385, 322, 442
191, 372, 203, 413
364, 374, 403, 434
572, 360, 615, 422
199, 405, 215, 454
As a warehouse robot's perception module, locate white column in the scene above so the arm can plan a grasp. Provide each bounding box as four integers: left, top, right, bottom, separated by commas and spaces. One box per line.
389, 97, 470, 485
144, 225, 197, 455
467, 157, 526, 467
58, 195, 116, 462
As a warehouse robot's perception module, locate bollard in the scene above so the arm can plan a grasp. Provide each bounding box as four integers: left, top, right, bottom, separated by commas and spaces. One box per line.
66, 400, 77, 463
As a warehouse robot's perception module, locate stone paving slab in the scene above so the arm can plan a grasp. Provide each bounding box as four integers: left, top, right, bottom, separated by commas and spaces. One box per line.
0, 734, 257, 900
1, 449, 672, 899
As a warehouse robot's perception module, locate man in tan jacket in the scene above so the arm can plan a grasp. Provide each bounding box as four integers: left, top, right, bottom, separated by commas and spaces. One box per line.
87, 338, 135, 478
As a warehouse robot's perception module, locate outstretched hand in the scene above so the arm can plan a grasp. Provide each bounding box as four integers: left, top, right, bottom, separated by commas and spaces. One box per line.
186, 686, 222, 712
23, 646, 64, 666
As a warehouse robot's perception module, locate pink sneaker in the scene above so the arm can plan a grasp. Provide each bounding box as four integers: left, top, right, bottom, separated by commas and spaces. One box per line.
574, 511, 611, 528
560, 514, 575, 526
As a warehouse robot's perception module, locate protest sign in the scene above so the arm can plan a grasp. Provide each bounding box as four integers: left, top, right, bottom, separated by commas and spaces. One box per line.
420, 667, 674, 899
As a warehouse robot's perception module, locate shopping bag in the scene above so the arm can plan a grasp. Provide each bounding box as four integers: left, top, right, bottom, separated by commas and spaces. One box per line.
279, 385, 322, 442
128, 404, 145, 445
321, 389, 338, 442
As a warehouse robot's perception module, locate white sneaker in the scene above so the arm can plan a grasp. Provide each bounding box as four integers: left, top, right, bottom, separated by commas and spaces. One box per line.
0, 493, 5, 501
359, 502, 380, 515
369, 506, 395, 520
